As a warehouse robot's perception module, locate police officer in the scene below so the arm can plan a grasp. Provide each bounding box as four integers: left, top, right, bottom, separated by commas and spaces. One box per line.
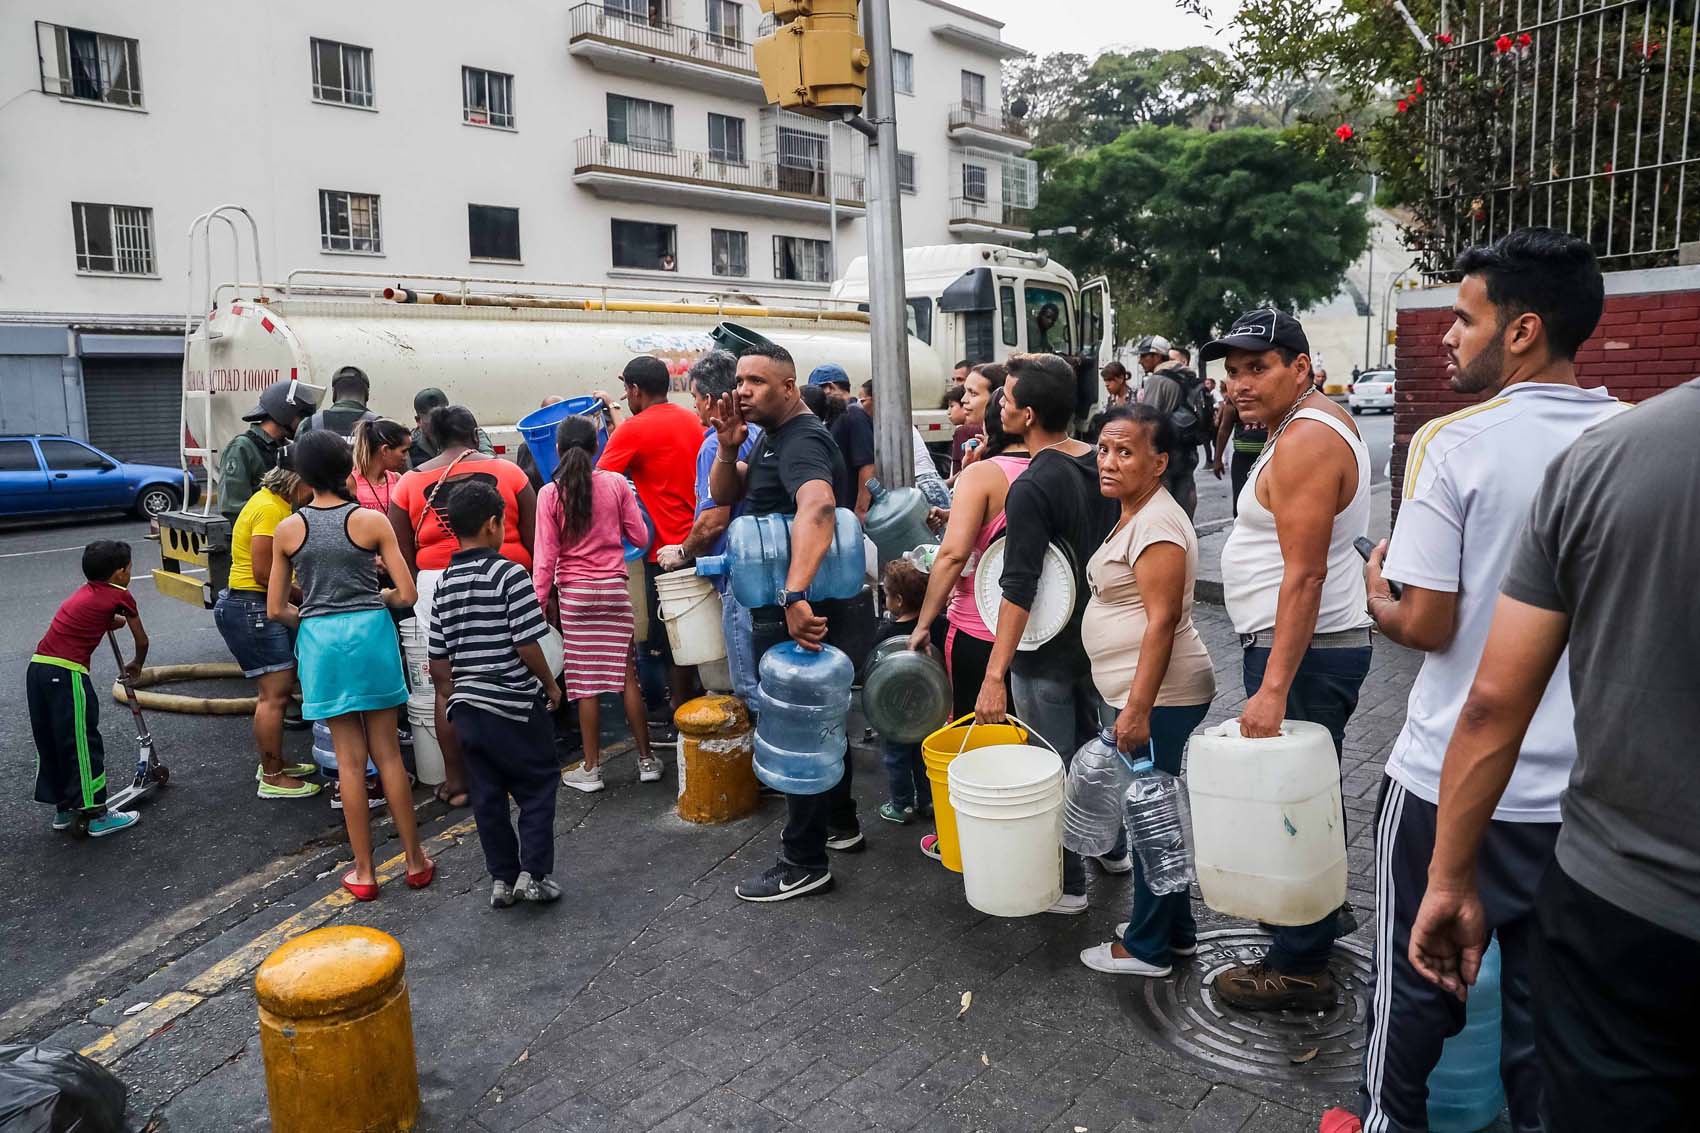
298, 366, 377, 439
218, 379, 321, 525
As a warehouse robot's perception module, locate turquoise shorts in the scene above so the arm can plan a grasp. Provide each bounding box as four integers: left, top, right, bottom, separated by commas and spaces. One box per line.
296, 608, 407, 720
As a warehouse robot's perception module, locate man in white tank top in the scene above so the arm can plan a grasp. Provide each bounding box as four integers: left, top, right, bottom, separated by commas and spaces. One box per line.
1211, 309, 1376, 1012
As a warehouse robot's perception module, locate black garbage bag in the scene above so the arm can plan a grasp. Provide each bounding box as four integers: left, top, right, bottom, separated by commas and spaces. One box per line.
0, 1044, 127, 1133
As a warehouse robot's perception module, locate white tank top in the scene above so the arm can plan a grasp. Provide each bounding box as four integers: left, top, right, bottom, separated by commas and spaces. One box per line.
1221, 407, 1374, 636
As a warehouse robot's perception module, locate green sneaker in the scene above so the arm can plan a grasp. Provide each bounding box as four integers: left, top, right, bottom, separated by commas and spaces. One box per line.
87, 810, 140, 838
256, 762, 317, 781
51, 810, 75, 831
879, 802, 916, 825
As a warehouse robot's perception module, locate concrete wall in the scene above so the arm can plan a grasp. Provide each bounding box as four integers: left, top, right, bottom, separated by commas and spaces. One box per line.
1391, 264, 1700, 510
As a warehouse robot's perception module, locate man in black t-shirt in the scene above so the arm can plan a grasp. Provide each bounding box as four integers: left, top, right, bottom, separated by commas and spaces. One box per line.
709, 342, 861, 903
809, 363, 874, 516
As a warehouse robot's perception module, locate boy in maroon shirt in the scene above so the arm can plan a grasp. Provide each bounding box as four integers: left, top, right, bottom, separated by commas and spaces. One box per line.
27, 540, 149, 837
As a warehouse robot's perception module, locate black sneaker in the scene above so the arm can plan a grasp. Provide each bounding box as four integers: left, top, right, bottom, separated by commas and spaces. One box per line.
825, 829, 866, 853
735, 861, 833, 903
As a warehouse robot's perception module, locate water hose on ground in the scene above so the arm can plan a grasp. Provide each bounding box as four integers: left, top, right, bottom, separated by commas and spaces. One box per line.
111, 663, 257, 714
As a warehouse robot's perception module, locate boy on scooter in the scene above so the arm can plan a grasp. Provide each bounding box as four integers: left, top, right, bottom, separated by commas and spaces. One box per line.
27, 540, 149, 837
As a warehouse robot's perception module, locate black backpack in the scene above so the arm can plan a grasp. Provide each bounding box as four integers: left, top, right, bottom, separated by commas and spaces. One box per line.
1165, 369, 1214, 447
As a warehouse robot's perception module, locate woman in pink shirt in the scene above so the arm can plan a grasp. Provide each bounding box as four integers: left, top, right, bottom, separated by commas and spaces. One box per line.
532, 416, 656, 793
350, 419, 411, 514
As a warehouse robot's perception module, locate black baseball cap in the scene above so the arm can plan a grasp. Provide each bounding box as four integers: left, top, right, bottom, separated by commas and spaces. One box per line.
1199, 308, 1310, 362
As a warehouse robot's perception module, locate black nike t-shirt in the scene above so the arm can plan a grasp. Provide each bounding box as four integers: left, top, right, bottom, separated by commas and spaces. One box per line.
743, 410, 847, 519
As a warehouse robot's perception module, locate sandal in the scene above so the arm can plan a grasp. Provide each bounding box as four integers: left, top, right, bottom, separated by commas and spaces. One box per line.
405, 859, 436, 890
341, 870, 379, 902
433, 784, 469, 808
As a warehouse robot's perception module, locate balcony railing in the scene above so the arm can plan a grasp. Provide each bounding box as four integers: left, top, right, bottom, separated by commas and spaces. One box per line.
947, 103, 1027, 140
948, 197, 1032, 232
568, 2, 755, 73
576, 135, 866, 206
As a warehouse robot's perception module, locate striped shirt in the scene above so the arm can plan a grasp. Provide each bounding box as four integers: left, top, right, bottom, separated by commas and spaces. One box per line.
428, 547, 549, 722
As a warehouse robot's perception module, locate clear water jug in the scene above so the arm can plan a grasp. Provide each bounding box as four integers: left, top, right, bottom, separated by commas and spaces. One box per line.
753, 642, 854, 795
862, 637, 951, 745
1062, 729, 1137, 857
695, 508, 864, 609
1123, 759, 1194, 895
1427, 938, 1507, 1131
1186, 718, 1347, 925
862, 478, 936, 563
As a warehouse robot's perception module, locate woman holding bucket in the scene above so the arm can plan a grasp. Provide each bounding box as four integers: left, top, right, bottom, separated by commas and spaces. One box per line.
532, 415, 658, 793
906, 386, 1029, 860
390, 405, 537, 807
1076, 404, 1215, 978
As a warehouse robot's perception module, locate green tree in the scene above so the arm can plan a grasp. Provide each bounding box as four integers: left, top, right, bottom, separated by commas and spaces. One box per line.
1033, 126, 1371, 348
1004, 47, 1236, 148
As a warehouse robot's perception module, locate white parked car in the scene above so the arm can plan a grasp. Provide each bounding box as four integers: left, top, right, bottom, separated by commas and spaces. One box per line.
1348, 370, 1395, 415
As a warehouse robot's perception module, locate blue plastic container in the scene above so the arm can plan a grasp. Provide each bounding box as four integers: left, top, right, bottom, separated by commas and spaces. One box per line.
695, 508, 864, 609
517, 395, 609, 481
623, 492, 656, 561
1427, 938, 1507, 1132
753, 642, 854, 794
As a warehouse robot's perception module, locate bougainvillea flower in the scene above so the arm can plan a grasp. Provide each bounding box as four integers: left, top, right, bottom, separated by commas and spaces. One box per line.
1414, 77, 1426, 94
1335, 123, 1355, 142
1517, 33, 1532, 48
1397, 99, 1410, 113
1495, 34, 1513, 53
1436, 33, 1454, 45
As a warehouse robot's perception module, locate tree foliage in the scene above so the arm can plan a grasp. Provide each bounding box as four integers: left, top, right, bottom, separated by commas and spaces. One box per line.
1004, 47, 1236, 147
1032, 126, 1371, 347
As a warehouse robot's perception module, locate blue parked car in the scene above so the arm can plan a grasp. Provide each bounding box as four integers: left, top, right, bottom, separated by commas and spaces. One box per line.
0, 435, 198, 519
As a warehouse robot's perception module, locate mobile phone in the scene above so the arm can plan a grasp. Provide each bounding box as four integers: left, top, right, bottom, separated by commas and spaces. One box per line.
1353, 537, 1402, 598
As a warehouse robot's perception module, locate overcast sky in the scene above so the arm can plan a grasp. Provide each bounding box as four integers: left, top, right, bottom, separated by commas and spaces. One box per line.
969, 0, 1239, 57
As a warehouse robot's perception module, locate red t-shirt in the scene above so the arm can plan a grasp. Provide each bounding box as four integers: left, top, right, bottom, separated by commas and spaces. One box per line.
36, 582, 140, 670
393, 455, 534, 571
596, 401, 702, 561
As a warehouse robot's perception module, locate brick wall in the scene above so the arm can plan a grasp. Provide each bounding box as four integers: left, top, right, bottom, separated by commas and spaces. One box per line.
1391, 265, 1700, 513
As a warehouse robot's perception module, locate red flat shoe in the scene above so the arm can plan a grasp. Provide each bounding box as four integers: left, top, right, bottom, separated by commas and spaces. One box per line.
342, 871, 379, 902
405, 859, 436, 890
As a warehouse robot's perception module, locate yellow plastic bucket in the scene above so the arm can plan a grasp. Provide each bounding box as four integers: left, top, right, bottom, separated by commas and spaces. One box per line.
922, 713, 1029, 873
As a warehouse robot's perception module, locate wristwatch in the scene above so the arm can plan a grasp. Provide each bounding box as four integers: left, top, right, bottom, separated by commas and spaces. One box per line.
777, 588, 809, 608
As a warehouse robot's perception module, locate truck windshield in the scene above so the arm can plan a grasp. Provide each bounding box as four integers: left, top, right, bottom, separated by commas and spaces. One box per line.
854, 299, 932, 344
1025, 286, 1072, 354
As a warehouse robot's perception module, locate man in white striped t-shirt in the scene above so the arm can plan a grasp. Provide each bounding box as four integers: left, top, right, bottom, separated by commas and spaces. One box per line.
428, 481, 564, 909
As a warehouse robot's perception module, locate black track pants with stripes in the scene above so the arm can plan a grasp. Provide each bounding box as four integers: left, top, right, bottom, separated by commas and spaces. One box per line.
1354, 776, 1557, 1133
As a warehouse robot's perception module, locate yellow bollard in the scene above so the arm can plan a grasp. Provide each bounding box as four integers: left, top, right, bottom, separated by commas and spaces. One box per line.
674, 695, 758, 824
255, 926, 419, 1133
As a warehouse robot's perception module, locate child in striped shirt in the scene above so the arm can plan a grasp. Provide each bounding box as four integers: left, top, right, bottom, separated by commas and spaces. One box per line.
428, 481, 564, 909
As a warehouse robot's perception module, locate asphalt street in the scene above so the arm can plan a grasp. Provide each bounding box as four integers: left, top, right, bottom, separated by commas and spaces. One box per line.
0, 408, 1395, 1042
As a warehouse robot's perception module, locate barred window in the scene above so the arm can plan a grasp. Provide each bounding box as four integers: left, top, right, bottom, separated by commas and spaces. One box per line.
773, 235, 831, 283
72, 203, 154, 275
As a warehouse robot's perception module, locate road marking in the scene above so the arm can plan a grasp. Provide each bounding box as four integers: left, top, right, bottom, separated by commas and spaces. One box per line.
0, 544, 85, 559
77, 814, 479, 1066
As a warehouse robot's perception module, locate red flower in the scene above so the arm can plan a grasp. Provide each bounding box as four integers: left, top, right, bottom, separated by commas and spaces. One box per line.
1335, 123, 1355, 142
1494, 34, 1513, 53
1517, 33, 1532, 48
1642, 41, 1661, 58
1604, 162, 1614, 173
1397, 99, 1410, 113
1414, 77, 1426, 94
1436, 33, 1454, 45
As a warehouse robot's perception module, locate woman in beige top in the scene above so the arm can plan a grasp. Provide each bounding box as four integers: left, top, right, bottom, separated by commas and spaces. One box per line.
1078, 404, 1216, 979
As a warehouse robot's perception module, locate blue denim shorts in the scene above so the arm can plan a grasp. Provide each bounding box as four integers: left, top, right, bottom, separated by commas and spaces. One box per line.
213, 589, 296, 678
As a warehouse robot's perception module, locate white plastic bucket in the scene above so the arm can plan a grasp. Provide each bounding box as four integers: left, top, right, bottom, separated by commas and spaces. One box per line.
400, 619, 435, 720
697, 656, 733, 693
654, 570, 726, 666
411, 719, 445, 786
947, 742, 1067, 917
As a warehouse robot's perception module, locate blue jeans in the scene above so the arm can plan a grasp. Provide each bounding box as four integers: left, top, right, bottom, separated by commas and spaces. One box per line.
882, 740, 930, 812
1009, 665, 1121, 897
1242, 638, 1373, 973
718, 581, 759, 705
1121, 701, 1213, 965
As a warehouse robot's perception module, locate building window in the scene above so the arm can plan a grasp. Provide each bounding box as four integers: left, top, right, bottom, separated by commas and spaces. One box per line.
773, 235, 831, 283
892, 50, 914, 95
712, 229, 749, 277
311, 38, 374, 107
776, 125, 827, 195
605, 0, 667, 24
468, 205, 521, 261
612, 219, 677, 270
960, 69, 986, 111
962, 163, 988, 203
36, 23, 142, 107
462, 67, 514, 128
319, 190, 382, 253
708, 113, 746, 165
896, 152, 916, 194
72, 203, 155, 275
706, 0, 743, 45
606, 93, 674, 153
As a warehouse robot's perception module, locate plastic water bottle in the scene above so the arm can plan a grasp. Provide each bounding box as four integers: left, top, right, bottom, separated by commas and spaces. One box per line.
1123, 759, 1194, 894
695, 509, 864, 609
753, 643, 854, 795
862, 478, 936, 563
1062, 729, 1137, 856
1427, 938, 1507, 1131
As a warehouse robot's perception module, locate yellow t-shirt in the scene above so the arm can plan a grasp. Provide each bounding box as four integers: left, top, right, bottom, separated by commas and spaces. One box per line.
227, 488, 294, 592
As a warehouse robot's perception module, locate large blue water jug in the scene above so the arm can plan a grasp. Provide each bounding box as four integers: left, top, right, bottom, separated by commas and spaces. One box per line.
753, 643, 854, 794
517, 395, 611, 481
862, 478, 936, 563
1427, 938, 1507, 1132
695, 508, 864, 609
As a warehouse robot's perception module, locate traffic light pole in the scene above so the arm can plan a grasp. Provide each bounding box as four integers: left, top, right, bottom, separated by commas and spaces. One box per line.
847, 0, 914, 488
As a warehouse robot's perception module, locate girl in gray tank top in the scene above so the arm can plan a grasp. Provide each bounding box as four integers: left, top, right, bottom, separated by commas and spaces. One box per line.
292, 502, 384, 618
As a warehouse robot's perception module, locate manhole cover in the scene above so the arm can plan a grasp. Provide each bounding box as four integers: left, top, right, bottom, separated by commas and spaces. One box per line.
1118, 927, 1373, 1083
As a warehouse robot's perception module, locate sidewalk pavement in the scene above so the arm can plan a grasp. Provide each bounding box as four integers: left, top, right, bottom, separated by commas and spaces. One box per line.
53, 605, 1421, 1132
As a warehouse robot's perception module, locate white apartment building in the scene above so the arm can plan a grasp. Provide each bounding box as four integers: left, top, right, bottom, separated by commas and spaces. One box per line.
0, 0, 1031, 466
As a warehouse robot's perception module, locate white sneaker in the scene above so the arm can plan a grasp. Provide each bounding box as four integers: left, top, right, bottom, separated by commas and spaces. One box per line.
1079, 943, 1172, 977
1046, 893, 1089, 915
637, 756, 664, 783
561, 764, 605, 793
1112, 923, 1198, 956
490, 879, 515, 909
1096, 854, 1133, 875
515, 871, 562, 902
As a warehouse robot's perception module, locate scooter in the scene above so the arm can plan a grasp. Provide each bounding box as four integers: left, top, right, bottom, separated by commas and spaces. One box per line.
71, 632, 170, 837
